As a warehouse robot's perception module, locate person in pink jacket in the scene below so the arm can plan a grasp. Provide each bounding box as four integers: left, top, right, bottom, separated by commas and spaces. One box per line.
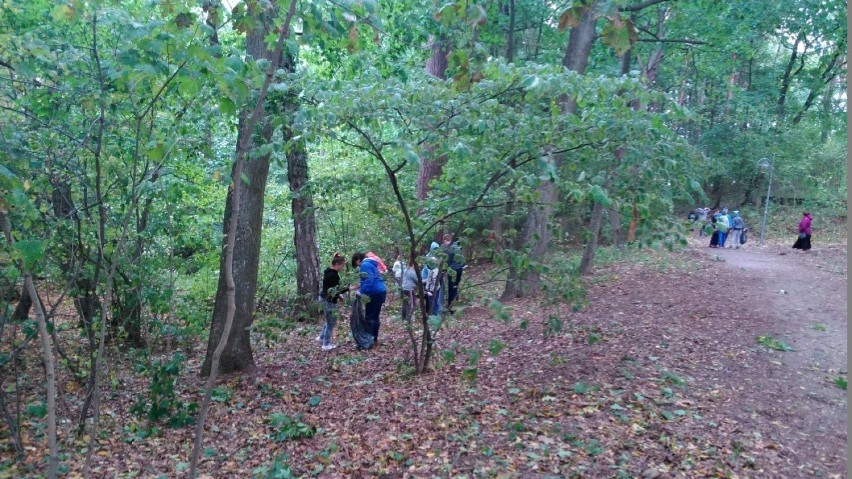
792, 212, 813, 252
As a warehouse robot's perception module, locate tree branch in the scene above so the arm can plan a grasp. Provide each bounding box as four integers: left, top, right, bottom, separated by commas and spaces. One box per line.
620, 0, 674, 13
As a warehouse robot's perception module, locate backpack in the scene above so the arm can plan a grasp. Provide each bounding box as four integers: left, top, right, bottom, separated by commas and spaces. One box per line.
733, 216, 745, 229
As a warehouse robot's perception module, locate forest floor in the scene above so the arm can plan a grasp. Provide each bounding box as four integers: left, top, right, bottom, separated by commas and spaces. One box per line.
2, 236, 847, 478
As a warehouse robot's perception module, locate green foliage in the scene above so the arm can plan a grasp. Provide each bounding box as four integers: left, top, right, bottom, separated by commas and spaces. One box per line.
130, 353, 197, 428
833, 376, 847, 390
253, 454, 297, 479
756, 335, 793, 352
268, 413, 315, 442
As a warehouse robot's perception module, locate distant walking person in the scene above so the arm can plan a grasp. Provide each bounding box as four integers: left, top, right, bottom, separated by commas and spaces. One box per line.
728, 211, 745, 249
717, 209, 730, 247
792, 212, 813, 252
696, 207, 710, 236
352, 251, 387, 343
318, 253, 348, 351
708, 212, 720, 248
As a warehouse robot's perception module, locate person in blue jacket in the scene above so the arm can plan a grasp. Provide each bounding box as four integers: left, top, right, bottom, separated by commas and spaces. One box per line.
351, 251, 387, 344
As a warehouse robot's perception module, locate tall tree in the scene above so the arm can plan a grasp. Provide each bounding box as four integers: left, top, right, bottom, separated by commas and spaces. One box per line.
284, 70, 321, 306
202, 2, 282, 376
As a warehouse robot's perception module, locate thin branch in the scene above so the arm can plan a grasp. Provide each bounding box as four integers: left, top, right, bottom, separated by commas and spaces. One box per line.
189, 0, 298, 476
619, 0, 674, 12
326, 0, 389, 36
636, 38, 706, 45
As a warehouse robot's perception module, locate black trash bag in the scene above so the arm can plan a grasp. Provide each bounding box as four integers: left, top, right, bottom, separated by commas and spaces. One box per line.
349, 295, 374, 350
740, 228, 748, 244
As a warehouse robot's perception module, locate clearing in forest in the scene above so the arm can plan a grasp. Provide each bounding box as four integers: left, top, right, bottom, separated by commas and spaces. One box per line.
4, 241, 847, 478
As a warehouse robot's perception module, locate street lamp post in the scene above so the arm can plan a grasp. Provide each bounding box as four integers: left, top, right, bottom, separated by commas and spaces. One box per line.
758, 157, 774, 246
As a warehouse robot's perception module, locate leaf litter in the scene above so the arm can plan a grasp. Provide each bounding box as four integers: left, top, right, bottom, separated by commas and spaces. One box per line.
0, 243, 846, 478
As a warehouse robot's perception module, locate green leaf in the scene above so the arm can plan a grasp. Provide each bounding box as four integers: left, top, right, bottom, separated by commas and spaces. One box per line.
487, 339, 506, 356
590, 185, 611, 207
0, 164, 17, 179
522, 75, 540, 89
224, 55, 244, 73
27, 402, 47, 418
146, 143, 165, 162
427, 314, 442, 331
461, 367, 478, 383
572, 382, 589, 395
219, 97, 236, 116
307, 395, 322, 407
13, 240, 45, 268
601, 18, 637, 57
178, 77, 201, 96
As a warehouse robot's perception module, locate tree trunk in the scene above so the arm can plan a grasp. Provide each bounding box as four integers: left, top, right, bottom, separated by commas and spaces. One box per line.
579, 175, 611, 276
561, 6, 598, 75
608, 206, 624, 247
499, 188, 524, 300
416, 36, 451, 201
712, 179, 723, 209
627, 204, 638, 243
820, 77, 835, 142
792, 52, 843, 125
12, 289, 31, 320
777, 32, 804, 118
510, 4, 599, 297
284, 69, 320, 305
505, 0, 516, 62
202, 7, 279, 376
25, 275, 57, 479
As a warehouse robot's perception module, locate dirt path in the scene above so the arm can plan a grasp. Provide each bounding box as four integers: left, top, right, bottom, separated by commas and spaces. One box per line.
695, 241, 848, 476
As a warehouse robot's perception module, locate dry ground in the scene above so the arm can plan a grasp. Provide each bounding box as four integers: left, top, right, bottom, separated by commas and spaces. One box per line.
2, 237, 847, 478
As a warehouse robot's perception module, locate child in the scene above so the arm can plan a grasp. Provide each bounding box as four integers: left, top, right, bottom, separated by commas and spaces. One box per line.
318, 253, 347, 351
421, 242, 442, 316
400, 259, 420, 322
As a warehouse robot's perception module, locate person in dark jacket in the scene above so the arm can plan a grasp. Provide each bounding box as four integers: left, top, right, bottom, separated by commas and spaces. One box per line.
352, 251, 387, 343
441, 234, 465, 313
708, 212, 720, 248
318, 253, 348, 350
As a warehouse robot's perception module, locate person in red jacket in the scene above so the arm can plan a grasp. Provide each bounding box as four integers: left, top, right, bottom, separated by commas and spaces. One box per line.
792, 212, 813, 252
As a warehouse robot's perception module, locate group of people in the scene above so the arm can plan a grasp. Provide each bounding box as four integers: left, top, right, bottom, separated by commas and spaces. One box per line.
688, 207, 814, 252
316, 234, 465, 351
689, 207, 747, 249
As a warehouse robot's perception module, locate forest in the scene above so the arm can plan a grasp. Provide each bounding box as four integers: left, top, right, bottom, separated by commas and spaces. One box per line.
0, 0, 847, 477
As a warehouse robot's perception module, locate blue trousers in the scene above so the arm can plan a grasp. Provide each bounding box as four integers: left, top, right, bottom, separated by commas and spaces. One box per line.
320, 300, 339, 346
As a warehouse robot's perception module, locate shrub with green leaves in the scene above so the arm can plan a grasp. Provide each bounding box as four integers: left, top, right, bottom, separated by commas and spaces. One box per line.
756, 335, 793, 352
268, 413, 315, 442
130, 352, 197, 428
